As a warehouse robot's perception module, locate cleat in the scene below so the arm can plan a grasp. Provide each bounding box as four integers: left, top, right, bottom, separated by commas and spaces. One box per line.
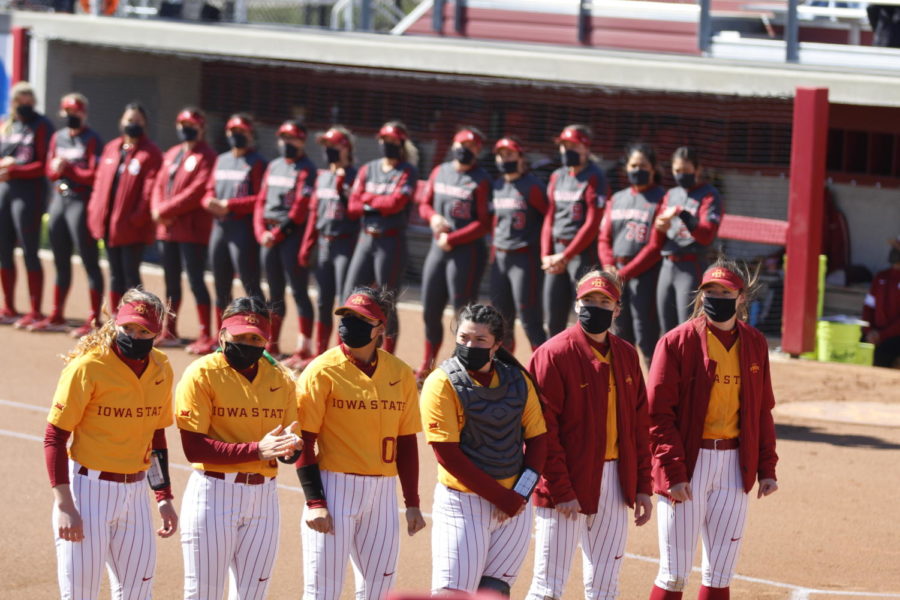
13, 312, 43, 330
27, 315, 68, 333
0, 308, 20, 325
185, 335, 218, 355
155, 331, 184, 348
70, 322, 97, 339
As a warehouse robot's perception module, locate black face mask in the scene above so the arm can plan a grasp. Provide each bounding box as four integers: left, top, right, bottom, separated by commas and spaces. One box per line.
227, 132, 248, 149
15, 104, 35, 121
561, 149, 582, 167
452, 146, 475, 165
223, 341, 264, 371
627, 169, 651, 186
674, 172, 696, 189
115, 332, 155, 360
325, 147, 341, 164
65, 115, 83, 130
381, 141, 402, 160
279, 141, 299, 159
123, 123, 144, 139
178, 126, 199, 142
497, 160, 518, 174
578, 305, 613, 335
455, 343, 492, 372
338, 316, 376, 348
703, 296, 737, 322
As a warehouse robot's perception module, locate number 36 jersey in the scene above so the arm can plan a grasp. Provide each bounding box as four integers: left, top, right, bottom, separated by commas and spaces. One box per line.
602, 185, 666, 259
297, 346, 421, 476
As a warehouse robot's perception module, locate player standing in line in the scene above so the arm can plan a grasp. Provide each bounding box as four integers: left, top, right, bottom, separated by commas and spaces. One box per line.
295, 287, 425, 600
298, 126, 359, 362
416, 127, 493, 382
489, 136, 548, 352
30, 93, 104, 334
344, 121, 418, 354
863, 237, 900, 368
0, 81, 53, 327
86, 103, 162, 324
654, 147, 723, 335
253, 120, 317, 367
542, 125, 608, 337
647, 260, 778, 600
151, 107, 217, 351
44, 288, 179, 599
420, 304, 547, 596
202, 113, 267, 335
176, 295, 302, 600
525, 270, 653, 600
598, 143, 665, 363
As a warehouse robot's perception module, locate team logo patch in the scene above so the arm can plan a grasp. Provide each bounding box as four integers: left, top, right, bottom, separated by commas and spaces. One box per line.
350, 295, 366, 305
750, 363, 761, 374
179, 410, 191, 417
127, 158, 141, 176
625, 376, 633, 385
428, 422, 440, 430
134, 303, 148, 314
710, 268, 728, 279
184, 155, 198, 172
245, 314, 259, 325
54, 402, 65, 411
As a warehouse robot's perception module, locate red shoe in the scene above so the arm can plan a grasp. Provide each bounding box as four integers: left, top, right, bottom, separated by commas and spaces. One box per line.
186, 335, 218, 355
155, 330, 183, 348
13, 312, 43, 330
70, 321, 97, 339
282, 349, 313, 370
27, 315, 68, 333
0, 307, 21, 325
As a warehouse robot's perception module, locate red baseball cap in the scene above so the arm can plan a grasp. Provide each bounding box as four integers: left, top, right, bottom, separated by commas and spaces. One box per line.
453, 129, 484, 146
556, 126, 590, 147
278, 121, 306, 140
116, 302, 162, 335
576, 275, 621, 303
176, 109, 205, 128
60, 96, 86, 113
335, 293, 387, 323
701, 266, 744, 291
225, 115, 254, 134
221, 312, 271, 340
493, 137, 524, 154
378, 124, 408, 142
317, 128, 351, 147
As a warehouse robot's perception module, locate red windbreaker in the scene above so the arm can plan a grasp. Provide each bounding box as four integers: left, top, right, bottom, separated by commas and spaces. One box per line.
528, 325, 652, 512
648, 317, 778, 496
151, 141, 217, 244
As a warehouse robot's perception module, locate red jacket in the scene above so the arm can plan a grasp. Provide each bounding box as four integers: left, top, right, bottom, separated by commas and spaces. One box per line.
863, 267, 900, 340
648, 317, 778, 496
151, 141, 217, 244
87, 136, 162, 247
528, 325, 652, 512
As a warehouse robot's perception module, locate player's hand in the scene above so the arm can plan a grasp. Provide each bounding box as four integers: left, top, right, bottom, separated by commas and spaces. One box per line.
555, 499, 581, 520
668, 482, 692, 503
603, 264, 618, 275
157, 499, 179, 538
437, 232, 452, 252
261, 231, 276, 248
655, 205, 680, 230
257, 423, 299, 459
55, 496, 84, 542
429, 214, 450, 235
634, 493, 653, 526
51, 157, 66, 175
0, 156, 15, 167
405, 507, 426, 536
306, 507, 334, 534
866, 330, 881, 345
0, 168, 9, 183
757, 478, 778, 499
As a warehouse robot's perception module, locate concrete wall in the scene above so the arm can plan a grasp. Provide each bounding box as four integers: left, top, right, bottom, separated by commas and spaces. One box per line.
830, 182, 900, 275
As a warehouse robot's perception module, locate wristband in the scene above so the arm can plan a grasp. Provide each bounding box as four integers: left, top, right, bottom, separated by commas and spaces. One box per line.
147, 449, 171, 491
296, 463, 326, 503
279, 218, 297, 237
512, 467, 539, 499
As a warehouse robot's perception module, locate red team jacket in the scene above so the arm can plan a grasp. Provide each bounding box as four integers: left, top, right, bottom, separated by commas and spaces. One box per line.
863, 267, 900, 340
87, 136, 163, 247
529, 325, 652, 512
151, 141, 217, 244
648, 317, 778, 496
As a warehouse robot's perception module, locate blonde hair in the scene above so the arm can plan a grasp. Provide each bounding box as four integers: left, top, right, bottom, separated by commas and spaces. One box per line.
576, 268, 623, 301
689, 257, 761, 322
64, 288, 169, 364
9, 81, 35, 103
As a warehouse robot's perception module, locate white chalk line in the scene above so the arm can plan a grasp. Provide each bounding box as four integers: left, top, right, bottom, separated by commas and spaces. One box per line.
3, 399, 897, 599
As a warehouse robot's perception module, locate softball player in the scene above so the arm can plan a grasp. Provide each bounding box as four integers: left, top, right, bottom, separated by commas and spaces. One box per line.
296, 286, 425, 600
542, 125, 608, 337
417, 127, 493, 381
151, 108, 217, 352
202, 113, 267, 334
253, 120, 317, 366
86, 103, 162, 324
525, 270, 652, 600
45, 288, 178, 599
0, 81, 53, 327
344, 121, 419, 354
490, 136, 548, 351
420, 304, 548, 596
298, 126, 359, 360
647, 260, 778, 600
31, 93, 104, 334
655, 147, 723, 334
598, 143, 665, 362
176, 295, 302, 600
863, 238, 900, 367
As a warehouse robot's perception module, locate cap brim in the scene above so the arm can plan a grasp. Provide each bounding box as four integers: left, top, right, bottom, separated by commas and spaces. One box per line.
701, 279, 740, 292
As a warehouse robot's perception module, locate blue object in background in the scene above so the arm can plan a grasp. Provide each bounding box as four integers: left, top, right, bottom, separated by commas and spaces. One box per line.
0, 58, 8, 116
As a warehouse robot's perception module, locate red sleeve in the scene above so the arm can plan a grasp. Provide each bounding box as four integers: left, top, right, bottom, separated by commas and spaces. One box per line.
201, 161, 217, 208
286, 166, 316, 224
446, 178, 492, 246
756, 346, 778, 482
366, 167, 414, 216
156, 153, 215, 220
347, 164, 367, 219
632, 365, 653, 496
528, 182, 549, 215
396, 433, 419, 508
151, 428, 174, 502
598, 198, 615, 267
418, 167, 438, 222
180, 429, 259, 464
862, 282, 876, 337
562, 176, 602, 261
253, 179, 269, 243
524, 432, 548, 473
134, 151, 161, 230
227, 161, 266, 216
45, 134, 60, 180
44, 423, 71, 487
685, 192, 721, 246
647, 335, 689, 490
528, 350, 577, 504
541, 175, 556, 257
298, 193, 319, 267
149, 152, 168, 216
431, 442, 524, 517
8, 120, 50, 179
64, 136, 101, 185
880, 317, 900, 340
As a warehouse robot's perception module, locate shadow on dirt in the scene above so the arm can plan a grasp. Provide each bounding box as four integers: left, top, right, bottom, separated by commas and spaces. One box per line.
776, 423, 900, 450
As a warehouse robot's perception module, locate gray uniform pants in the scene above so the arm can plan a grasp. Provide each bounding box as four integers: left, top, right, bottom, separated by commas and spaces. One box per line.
209, 217, 262, 309
543, 241, 597, 337
422, 239, 487, 348
314, 235, 356, 329
261, 228, 312, 320
48, 192, 103, 294
615, 262, 660, 362
158, 240, 212, 309
657, 258, 705, 334
491, 246, 546, 349
344, 231, 407, 339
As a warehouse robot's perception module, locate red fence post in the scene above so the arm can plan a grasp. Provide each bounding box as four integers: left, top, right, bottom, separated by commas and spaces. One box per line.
11, 27, 30, 85
782, 87, 829, 355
